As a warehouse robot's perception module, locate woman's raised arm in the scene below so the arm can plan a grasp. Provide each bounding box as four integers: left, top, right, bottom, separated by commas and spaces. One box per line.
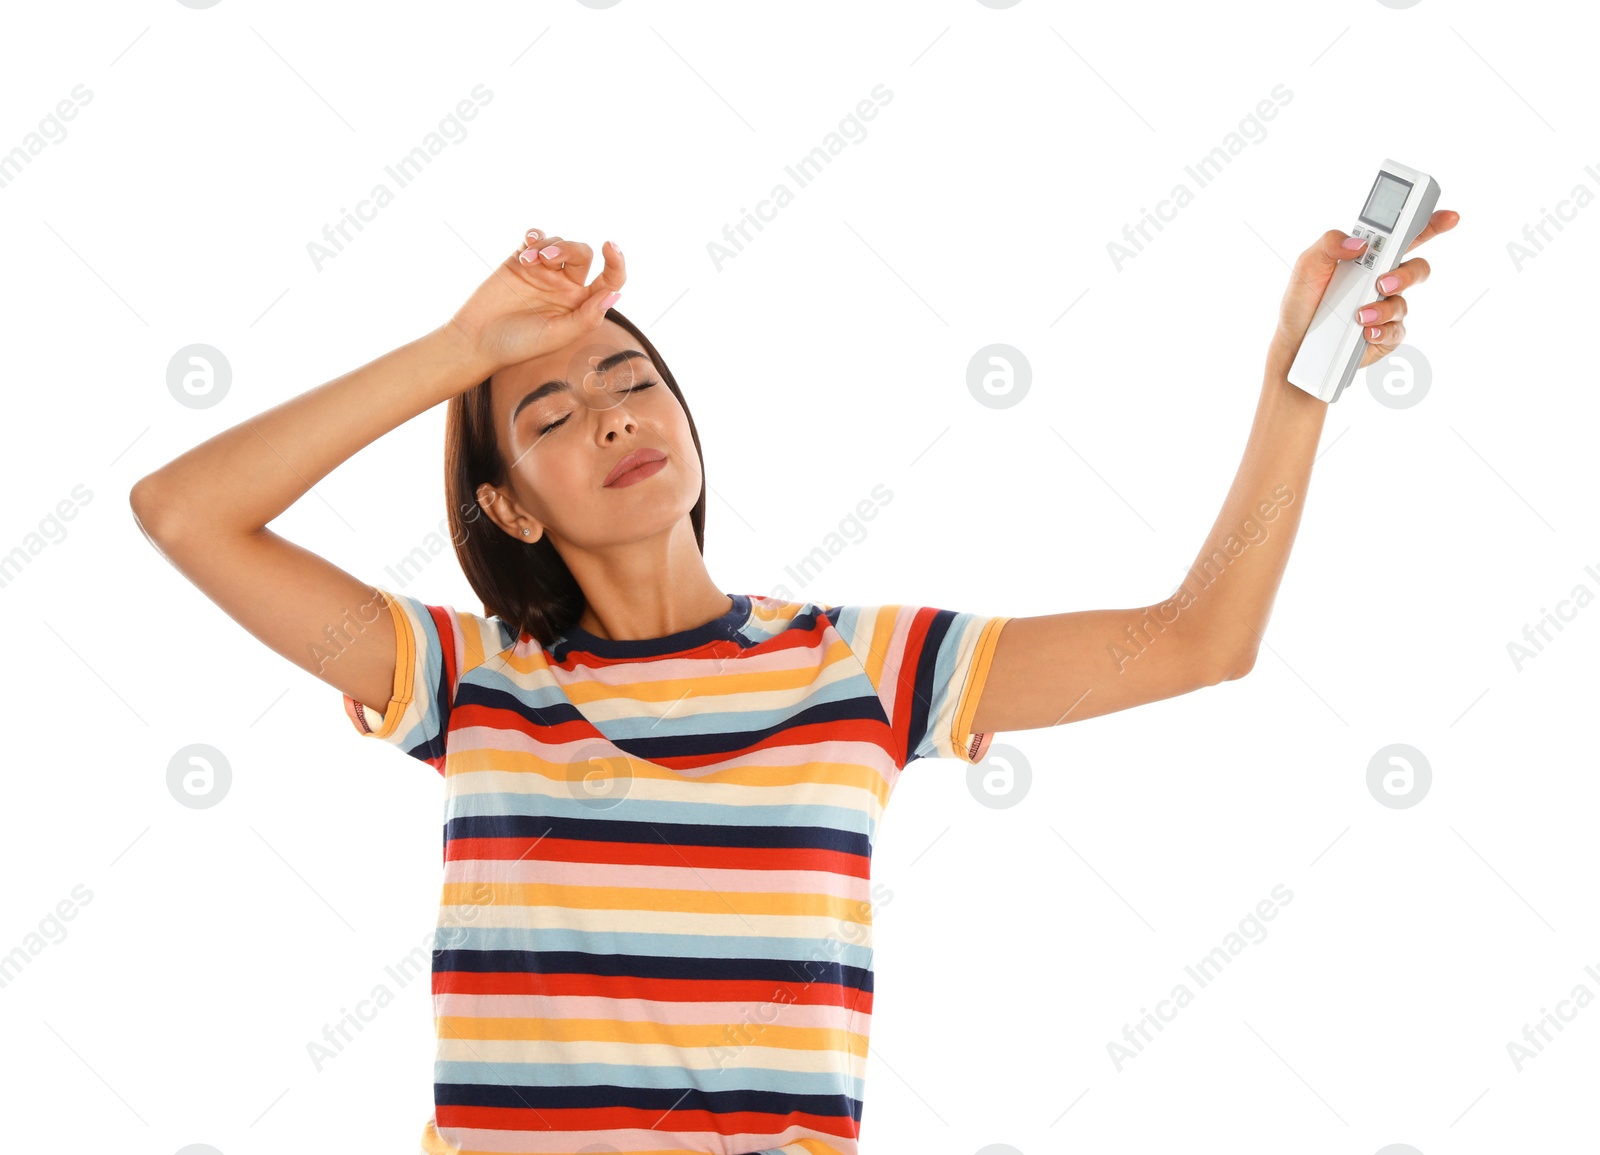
971, 213, 1460, 736
129, 228, 624, 716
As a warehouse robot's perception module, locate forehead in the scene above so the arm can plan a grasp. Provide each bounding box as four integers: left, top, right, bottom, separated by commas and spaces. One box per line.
491, 323, 653, 416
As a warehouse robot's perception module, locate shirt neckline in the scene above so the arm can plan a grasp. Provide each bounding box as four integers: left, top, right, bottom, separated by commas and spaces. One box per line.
553, 593, 753, 659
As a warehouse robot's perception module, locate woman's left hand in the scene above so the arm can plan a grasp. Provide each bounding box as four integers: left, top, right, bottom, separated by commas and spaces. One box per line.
1268, 209, 1461, 376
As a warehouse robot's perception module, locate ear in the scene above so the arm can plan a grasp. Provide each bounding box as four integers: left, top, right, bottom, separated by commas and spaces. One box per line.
475, 482, 545, 544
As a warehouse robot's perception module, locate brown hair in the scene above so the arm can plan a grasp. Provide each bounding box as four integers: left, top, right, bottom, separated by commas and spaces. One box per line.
443, 307, 708, 644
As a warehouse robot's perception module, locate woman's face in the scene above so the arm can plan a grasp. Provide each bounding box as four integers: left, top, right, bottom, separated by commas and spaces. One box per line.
480, 320, 700, 550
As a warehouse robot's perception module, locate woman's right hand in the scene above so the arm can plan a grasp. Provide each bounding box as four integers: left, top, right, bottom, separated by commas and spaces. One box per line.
448, 228, 625, 374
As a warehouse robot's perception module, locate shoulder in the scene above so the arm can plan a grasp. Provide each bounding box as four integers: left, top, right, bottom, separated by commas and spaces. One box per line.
742, 593, 830, 633
744, 597, 927, 640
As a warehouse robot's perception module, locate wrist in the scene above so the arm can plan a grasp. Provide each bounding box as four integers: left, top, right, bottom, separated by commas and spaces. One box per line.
434, 317, 499, 383
1264, 332, 1298, 381
1260, 361, 1331, 427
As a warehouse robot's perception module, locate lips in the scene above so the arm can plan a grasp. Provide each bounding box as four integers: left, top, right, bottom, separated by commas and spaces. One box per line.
604, 448, 668, 487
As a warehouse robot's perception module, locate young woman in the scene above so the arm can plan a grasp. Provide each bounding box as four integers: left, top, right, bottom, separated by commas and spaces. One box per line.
130, 212, 1458, 1155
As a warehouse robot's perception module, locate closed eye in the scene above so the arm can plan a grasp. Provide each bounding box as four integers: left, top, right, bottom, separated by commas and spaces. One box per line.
537, 380, 659, 436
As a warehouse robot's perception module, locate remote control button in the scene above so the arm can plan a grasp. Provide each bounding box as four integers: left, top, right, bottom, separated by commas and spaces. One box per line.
1371, 234, 1385, 251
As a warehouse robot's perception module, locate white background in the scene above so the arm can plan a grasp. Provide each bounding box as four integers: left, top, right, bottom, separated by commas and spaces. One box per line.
1, 0, 1594, 1152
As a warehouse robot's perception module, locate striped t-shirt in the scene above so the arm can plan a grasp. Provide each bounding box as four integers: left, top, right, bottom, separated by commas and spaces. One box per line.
342, 588, 1011, 1155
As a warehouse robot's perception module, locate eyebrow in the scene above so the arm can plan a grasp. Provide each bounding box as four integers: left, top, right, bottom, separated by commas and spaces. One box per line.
511, 349, 653, 425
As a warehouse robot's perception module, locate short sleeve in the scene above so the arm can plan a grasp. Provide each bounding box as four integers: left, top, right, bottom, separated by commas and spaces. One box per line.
823, 604, 1012, 768
341, 587, 511, 772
